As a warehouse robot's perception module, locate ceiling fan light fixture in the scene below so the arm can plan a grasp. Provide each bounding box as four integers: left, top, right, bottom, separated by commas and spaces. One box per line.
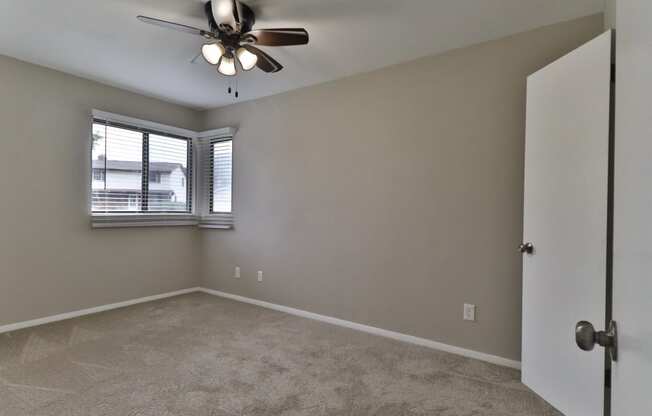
217, 55, 237, 76
137, 1, 309, 81
236, 47, 258, 71
202, 43, 225, 65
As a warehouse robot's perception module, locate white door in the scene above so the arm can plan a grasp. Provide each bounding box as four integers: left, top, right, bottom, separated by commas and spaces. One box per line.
522, 31, 612, 416
612, 1, 652, 413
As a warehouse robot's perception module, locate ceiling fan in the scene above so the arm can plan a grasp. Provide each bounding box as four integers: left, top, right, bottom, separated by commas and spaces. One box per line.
137, 0, 309, 77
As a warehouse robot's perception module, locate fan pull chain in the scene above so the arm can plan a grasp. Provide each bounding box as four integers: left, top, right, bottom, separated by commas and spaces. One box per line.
226, 78, 240, 99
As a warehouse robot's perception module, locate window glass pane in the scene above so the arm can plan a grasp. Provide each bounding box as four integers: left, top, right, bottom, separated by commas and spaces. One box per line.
212, 140, 232, 213
92, 123, 143, 212
148, 134, 190, 212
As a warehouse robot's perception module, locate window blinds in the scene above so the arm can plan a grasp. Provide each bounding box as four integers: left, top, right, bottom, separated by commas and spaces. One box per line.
211, 139, 233, 214
91, 120, 192, 214
199, 137, 233, 228
92, 123, 143, 212
148, 134, 191, 212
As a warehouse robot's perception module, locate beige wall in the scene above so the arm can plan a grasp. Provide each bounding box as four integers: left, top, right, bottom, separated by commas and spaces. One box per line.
0, 55, 202, 326
199, 14, 604, 361
605, 0, 617, 29
0, 14, 604, 361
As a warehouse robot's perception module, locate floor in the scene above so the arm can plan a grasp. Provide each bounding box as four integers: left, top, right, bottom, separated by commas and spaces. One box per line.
0, 293, 561, 416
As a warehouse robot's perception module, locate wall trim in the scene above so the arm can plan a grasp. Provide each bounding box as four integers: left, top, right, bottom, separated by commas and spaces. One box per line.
0, 287, 520, 369
0, 287, 201, 334
198, 288, 521, 369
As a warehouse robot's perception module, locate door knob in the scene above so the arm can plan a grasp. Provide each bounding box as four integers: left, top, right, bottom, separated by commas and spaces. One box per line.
575, 320, 618, 361
518, 242, 534, 254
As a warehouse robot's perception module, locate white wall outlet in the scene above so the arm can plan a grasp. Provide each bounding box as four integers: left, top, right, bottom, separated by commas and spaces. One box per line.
234, 266, 240, 279
463, 303, 476, 321
257, 271, 263, 282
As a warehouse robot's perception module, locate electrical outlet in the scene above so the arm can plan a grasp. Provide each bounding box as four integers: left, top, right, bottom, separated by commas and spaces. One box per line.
463, 303, 476, 321
234, 266, 240, 278
257, 271, 263, 282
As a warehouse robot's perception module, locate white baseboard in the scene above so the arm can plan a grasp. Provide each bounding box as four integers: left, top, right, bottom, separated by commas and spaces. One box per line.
198, 288, 521, 370
0, 287, 201, 334
0, 286, 521, 370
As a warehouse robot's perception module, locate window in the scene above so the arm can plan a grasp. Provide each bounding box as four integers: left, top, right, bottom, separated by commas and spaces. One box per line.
197, 133, 234, 229
91, 123, 143, 213
210, 139, 233, 214
90, 111, 235, 229
91, 119, 192, 215
147, 133, 191, 212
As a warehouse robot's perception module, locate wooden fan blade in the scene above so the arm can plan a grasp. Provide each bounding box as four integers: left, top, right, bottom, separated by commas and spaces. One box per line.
244, 28, 309, 46
241, 45, 283, 73
137, 16, 216, 39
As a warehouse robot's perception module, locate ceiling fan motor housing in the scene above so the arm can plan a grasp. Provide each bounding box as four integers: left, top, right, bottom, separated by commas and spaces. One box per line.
205, 1, 255, 34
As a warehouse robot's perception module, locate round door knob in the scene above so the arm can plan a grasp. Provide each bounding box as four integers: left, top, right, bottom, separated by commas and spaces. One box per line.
518, 242, 534, 254
575, 320, 618, 361
575, 321, 597, 351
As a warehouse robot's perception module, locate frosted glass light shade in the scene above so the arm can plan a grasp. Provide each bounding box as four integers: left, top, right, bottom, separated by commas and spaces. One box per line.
201, 43, 225, 65
217, 55, 237, 76
236, 47, 258, 71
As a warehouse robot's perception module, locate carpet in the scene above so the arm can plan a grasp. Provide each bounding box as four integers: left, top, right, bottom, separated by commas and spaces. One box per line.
0, 292, 561, 415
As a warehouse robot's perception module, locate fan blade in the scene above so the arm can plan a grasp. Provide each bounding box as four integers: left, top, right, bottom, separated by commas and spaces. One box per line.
241, 45, 283, 73
137, 16, 216, 39
243, 29, 309, 46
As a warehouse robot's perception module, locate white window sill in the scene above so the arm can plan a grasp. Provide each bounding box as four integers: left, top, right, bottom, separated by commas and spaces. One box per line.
198, 223, 234, 230
198, 214, 234, 230
91, 214, 198, 229
91, 214, 234, 229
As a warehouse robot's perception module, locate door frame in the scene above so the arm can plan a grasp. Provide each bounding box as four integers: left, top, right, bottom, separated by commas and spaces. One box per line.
604, 30, 616, 416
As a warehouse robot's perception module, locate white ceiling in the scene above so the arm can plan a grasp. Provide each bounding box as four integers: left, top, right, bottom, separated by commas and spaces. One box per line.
0, 0, 605, 110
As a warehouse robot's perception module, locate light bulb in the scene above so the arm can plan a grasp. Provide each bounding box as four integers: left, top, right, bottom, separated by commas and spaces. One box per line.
236, 47, 258, 71
201, 43, 224, 65
217, 55, 237, 76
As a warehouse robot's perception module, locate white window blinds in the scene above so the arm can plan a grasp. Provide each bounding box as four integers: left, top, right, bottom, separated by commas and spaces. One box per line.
92, 122, 143, 212
91, 120, 192, 214
148, 134, 191, 213
198, 135, 234, 229
211, 139, 233, 214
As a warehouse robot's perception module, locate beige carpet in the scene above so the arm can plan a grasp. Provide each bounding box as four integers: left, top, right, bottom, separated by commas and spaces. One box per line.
0, 293, 560, 415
